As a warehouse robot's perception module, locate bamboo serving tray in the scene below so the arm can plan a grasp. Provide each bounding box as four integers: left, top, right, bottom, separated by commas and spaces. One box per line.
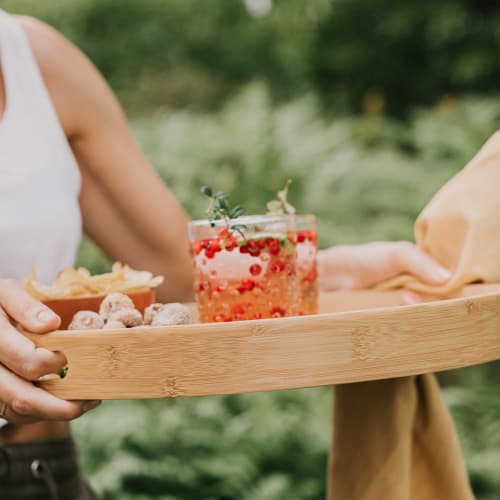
29, 284, 500, 400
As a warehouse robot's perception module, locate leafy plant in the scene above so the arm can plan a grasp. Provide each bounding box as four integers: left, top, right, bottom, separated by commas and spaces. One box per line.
6, 0, 500, 115
266, 180, 296, 216
200, 186, 247, 237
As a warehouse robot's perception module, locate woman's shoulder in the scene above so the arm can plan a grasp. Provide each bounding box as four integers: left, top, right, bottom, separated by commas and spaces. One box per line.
15, 16, 65, 59
13, 15, 97, 138
15, 16, 73, 90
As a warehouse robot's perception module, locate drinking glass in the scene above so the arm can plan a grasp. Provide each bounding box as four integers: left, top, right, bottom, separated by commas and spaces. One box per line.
188, 215, 298, 322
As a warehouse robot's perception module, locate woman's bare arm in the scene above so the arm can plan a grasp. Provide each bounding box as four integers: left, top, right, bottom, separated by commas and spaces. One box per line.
20, 17, 194, 302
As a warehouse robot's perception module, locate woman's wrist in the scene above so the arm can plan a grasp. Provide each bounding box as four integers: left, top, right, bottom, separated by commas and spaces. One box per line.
318, 245, 360, 291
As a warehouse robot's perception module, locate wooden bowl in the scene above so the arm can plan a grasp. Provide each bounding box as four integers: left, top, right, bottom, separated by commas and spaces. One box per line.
42, 288, 155, 329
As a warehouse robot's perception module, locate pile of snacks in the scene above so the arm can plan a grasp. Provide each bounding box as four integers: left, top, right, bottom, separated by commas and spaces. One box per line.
25, 262, 163, 300
68, 292, 193, 331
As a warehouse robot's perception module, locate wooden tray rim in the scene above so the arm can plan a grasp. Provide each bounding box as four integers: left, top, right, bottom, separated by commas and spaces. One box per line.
30, 284, 500, 400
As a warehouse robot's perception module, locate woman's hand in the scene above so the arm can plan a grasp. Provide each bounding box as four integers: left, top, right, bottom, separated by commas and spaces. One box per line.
317, 241, 452, 303
0, 279, 99, 426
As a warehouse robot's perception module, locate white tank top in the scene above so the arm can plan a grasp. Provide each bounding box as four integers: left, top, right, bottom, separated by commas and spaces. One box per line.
0, 10, 82, 284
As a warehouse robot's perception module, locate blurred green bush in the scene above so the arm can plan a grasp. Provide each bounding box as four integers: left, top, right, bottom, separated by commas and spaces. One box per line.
74, 389, 331, 500
3, 0, 500, 115
0, 0, 323, 113
78, 83, 500, 266
311, 0, 500, 115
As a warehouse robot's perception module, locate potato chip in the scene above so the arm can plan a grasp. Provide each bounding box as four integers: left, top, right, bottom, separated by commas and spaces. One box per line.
24, 262, 164, 300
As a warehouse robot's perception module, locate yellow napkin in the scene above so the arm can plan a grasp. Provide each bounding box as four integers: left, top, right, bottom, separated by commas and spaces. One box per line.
326, 131, 500, 500
328, 376, 473, 500
378, 131, 500, 295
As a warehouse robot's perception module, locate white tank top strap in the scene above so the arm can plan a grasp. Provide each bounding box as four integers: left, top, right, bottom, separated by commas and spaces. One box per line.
0, 9, 82, 284
0, 12, 46, 117
0, 9, 81, 190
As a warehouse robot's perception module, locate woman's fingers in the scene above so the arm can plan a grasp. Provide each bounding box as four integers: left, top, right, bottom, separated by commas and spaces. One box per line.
0, 279, 66, 380
393, 243, 452, 286
0, 362, 100, 424
0, 313, 66, 381
400, 291, 423, 306
0, 279, 60, 333
0, 279, 102, 425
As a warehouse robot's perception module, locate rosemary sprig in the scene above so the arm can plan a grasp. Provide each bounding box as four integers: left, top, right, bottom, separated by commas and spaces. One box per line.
266, 179, 296, 215
200, 186, 247, 237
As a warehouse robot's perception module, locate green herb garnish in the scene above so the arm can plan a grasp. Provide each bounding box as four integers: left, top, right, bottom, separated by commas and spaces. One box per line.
200, 186, 247, 236
266, 179, 296, 215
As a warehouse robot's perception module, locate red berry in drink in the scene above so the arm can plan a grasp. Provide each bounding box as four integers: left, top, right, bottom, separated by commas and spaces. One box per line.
237, 279, 256, 294
308, 231, 318, 244
211, 239, 221, 252
303, 268, 318, 282
217, 228, 231, 240
192, 240, 204, 255
231, 304, 245, 315
247, 240, 260, 256
270, 306, 286, 317
270, 260, 285, 273
268, 239, 280, 255
249, 264, 262, 276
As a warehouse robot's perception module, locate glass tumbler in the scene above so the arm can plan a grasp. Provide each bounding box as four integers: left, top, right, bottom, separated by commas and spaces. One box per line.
188, 215, 298, 322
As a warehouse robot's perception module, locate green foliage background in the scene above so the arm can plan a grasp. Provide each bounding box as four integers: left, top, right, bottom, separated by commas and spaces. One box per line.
2, 0, 500, 498
76, 91, 500, 499
3, 0, 500, 115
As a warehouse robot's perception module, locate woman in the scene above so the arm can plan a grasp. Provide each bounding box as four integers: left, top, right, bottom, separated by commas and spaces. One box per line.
0, 10, 451, 499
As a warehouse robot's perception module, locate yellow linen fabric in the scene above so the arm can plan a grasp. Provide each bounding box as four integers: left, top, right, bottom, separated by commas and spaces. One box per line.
327, 131, 500, 500
328, 376, 473, 500
378, 131, 500, 295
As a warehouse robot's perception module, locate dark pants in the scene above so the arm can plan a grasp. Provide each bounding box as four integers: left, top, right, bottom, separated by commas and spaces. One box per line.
0, 438, 98, 500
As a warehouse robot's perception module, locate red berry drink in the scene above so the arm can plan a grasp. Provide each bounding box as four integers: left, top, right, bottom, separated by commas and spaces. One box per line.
295, 215, 318, 315
189, 216, 298, 322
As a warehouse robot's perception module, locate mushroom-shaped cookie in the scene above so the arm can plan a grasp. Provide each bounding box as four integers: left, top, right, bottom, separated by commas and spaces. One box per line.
107, 307, 143, 327
103, 319, 126, 330
99, 292, 135, 320
143, 303, 164, 325
69, 311, 105, 331
151, 303, 193, 327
